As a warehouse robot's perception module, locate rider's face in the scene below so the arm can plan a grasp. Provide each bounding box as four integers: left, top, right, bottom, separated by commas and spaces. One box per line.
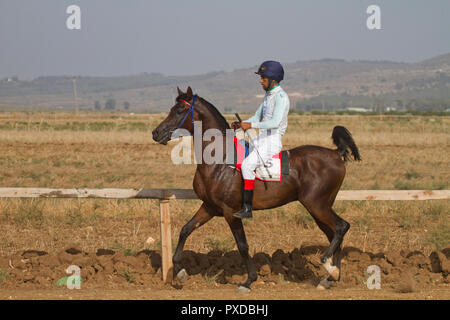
259, 76, 269, 90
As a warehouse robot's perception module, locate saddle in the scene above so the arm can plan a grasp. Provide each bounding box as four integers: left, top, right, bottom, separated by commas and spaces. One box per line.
232, 137, 290, 182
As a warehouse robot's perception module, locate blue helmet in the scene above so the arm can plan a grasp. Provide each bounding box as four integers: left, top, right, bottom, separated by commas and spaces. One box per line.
255, 60, 284, 83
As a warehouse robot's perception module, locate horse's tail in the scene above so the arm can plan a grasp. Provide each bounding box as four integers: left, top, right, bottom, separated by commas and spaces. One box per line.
332, 126, 361, 163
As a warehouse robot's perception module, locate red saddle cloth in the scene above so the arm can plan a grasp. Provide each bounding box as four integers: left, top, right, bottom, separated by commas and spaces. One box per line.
233, 137, 283, 182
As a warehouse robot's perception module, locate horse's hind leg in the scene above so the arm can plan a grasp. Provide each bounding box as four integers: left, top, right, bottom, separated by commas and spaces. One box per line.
301, 200, 350, 282
319, 209, 350, 281
172, 202, 214, 283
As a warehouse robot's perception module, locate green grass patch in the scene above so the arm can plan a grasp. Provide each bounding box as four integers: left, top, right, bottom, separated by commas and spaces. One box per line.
354, 212, 372, 233
203, 269, 224, 284
119, 268, 136, 283
425, 222, 450, 251
205, 237, 235, 253
0, 269, 12, 285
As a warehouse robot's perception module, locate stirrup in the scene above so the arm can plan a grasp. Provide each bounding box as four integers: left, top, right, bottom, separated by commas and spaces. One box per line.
233, 205, 253, 219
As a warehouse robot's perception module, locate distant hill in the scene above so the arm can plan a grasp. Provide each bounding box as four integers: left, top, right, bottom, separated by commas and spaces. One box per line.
413, 52, 450, 69
1, 53, 449, 112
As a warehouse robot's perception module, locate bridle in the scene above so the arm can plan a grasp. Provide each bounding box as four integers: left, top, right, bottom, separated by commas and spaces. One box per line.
172, 95, 228, 138
176, 96, 196, 131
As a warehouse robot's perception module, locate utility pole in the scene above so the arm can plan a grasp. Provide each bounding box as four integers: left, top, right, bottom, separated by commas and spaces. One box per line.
72, 77, 79, 115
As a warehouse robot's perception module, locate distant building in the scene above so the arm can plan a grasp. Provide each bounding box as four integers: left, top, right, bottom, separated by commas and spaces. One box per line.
346, 107, 372, 113
1, 76, 18, 83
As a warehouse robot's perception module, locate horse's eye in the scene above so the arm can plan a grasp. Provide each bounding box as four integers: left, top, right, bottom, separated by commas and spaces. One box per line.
176, 107, 185, 114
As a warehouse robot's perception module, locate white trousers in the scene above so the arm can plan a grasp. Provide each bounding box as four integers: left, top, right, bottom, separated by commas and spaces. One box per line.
241, 132, 282, 180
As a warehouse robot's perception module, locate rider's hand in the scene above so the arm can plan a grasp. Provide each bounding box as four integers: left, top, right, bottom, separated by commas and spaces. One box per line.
231, 121, 241, 130
240, 122, 252, 131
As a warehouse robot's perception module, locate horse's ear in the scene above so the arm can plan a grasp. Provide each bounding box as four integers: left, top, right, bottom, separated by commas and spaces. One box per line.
177, 86, 183, 96
186, 86, 193, 99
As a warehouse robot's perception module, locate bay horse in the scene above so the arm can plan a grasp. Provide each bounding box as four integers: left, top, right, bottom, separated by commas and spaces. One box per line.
152, 87, 361, 291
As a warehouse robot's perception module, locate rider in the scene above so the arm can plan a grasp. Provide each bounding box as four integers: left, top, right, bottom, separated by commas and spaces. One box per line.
232, 60, 290, 219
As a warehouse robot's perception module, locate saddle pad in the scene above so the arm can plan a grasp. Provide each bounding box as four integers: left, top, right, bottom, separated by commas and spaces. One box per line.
232, 137, 290, 182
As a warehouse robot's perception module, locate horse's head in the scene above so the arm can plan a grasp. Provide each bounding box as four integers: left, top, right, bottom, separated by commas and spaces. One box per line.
152, 86, 197, 145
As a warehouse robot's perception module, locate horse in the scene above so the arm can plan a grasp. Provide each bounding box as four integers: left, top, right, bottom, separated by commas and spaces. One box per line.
152, 86, 361, 292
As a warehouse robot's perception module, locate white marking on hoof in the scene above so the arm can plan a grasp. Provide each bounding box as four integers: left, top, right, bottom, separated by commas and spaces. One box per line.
323, 257, 340, 281
237, 286, 251, 293
316, 279, 331, 290
176, 269, 187, 282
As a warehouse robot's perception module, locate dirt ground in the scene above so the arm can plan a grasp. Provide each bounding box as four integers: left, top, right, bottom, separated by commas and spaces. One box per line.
1, 287, 449, 300
0, 244, 448, 300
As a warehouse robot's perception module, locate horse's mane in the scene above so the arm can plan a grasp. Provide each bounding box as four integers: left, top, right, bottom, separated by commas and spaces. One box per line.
197, 95, 230, 130
176, 93, 230, 131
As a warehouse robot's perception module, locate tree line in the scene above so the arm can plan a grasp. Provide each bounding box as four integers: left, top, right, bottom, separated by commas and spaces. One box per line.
94, 99, 130, 111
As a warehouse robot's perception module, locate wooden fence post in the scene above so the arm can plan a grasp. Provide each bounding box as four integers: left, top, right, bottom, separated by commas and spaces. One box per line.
159, 199, 173, 283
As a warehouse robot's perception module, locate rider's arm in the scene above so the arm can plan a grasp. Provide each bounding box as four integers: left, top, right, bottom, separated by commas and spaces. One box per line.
252, 93, 289, 129
244, 102, 263, 126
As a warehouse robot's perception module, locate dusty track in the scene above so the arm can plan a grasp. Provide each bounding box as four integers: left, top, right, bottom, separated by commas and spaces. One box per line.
0, 245, 448, 299
1, 287, 449, 300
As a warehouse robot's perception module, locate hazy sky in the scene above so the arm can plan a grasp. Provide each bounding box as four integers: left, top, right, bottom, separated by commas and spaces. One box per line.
1, 0, 449, 78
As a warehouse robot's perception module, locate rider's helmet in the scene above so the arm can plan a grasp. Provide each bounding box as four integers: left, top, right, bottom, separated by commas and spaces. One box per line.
255, 60, 284, 83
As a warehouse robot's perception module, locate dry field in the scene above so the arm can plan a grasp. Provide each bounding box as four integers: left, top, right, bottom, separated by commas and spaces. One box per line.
0, 111, 448, 300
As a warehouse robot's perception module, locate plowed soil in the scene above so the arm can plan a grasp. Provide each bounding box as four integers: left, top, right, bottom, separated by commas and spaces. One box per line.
0, 244, 448, 300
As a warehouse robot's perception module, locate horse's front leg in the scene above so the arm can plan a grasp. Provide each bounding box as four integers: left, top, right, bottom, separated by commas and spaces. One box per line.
172, 202, 214, 284
225, 215, 257, 292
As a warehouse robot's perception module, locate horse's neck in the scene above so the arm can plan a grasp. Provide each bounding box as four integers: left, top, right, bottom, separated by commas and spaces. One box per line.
195, 100, 233, 172
196, 99, 229, 133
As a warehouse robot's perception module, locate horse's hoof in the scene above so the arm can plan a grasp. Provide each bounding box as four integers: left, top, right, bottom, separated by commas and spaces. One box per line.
316, 279, 331, 290
322, 257, 340, 281
237, 286, 251, 294
176, 269, 187, 282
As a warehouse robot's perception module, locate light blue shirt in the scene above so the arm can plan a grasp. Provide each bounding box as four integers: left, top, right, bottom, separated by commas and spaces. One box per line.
245, 85, 290, 135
